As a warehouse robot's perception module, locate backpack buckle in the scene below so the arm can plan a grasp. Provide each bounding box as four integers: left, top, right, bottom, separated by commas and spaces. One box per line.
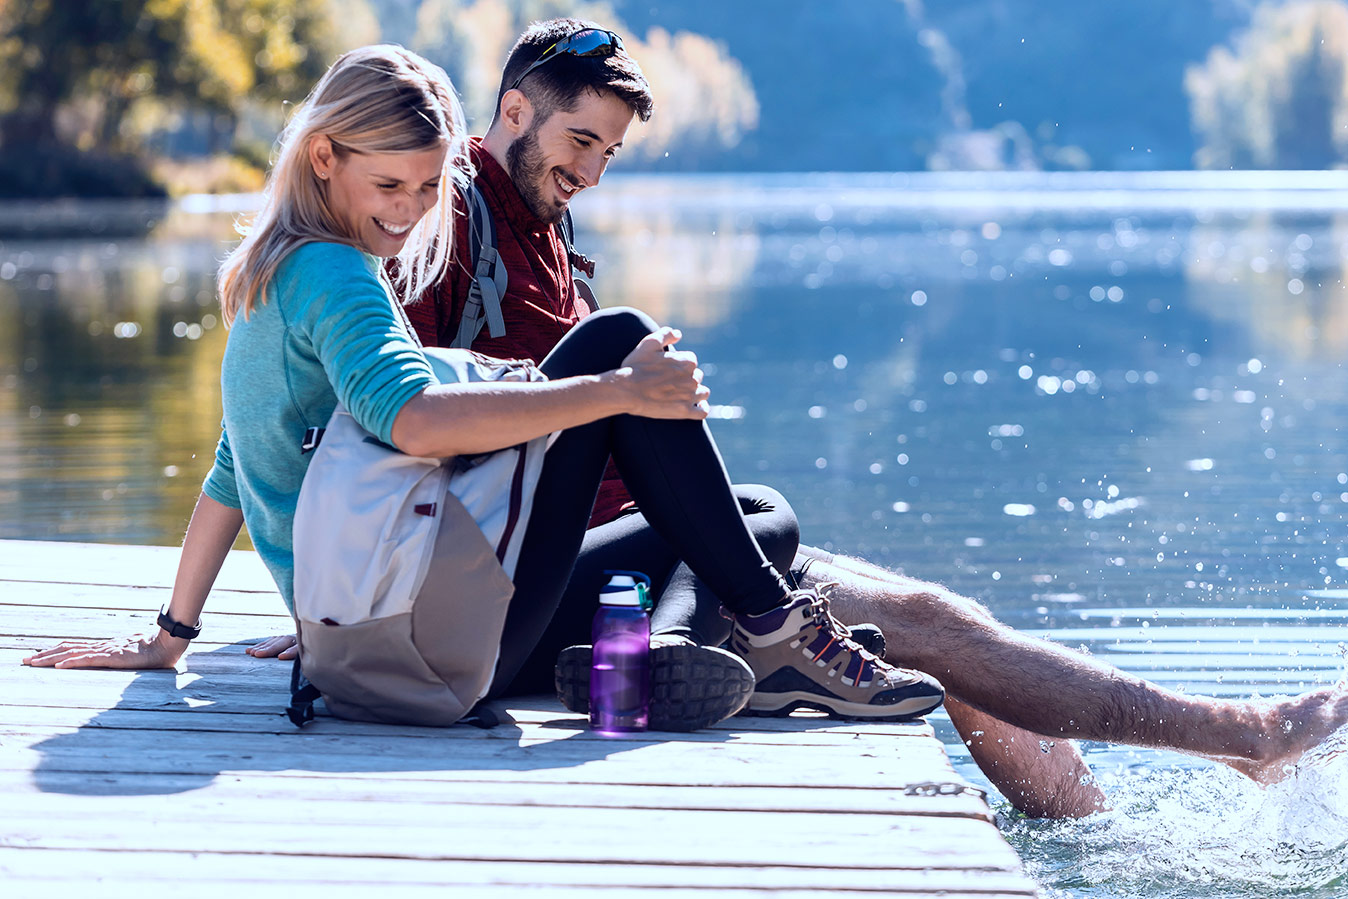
569, 250, 596, 279
301, 427, 324, 454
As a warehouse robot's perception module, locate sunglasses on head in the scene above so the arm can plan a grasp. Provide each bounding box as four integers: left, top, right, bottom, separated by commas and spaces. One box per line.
509, 28, 624, 93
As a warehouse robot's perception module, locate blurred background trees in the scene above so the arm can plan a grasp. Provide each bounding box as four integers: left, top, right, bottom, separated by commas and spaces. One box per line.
6, 0, 1348, 196
1188, 1, 1348, 169
0, 0, 374, 195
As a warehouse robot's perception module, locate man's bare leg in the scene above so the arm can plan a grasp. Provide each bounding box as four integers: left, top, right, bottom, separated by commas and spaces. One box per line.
800, 556, 1104, 816
947, 697, 1105, 818
801, 555, 1348, 794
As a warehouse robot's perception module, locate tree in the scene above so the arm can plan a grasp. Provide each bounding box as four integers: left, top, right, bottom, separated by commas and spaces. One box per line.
0, 0, 347, 154
1187, 0, 1348, 169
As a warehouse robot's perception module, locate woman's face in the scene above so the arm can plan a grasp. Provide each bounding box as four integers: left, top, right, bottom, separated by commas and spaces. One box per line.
311, 138, 448, 257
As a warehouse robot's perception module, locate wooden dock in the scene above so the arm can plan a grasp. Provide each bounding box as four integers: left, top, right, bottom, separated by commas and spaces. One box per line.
1, 539, 1038, 897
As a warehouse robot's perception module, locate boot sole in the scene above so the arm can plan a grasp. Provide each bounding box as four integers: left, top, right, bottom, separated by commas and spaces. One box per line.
556, 643, 756, 732
742, 689, 945, 722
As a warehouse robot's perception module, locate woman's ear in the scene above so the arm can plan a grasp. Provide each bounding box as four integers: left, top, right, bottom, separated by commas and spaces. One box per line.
309, 136, 335, 181
497, 89, 534, 137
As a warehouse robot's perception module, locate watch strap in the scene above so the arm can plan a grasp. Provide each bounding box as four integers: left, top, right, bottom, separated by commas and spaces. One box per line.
157, 606, 202, 640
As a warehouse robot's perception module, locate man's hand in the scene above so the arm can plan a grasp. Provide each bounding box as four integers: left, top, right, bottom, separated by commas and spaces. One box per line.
23, 631, 188, 670
246, 634, 299, 660
615, 328, 710, 420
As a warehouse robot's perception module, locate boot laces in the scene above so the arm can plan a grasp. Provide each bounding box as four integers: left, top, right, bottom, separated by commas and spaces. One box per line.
798, 584, 878, 664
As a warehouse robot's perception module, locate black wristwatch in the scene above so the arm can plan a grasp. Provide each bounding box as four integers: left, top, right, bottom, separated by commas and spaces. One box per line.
157, 605, 202, 640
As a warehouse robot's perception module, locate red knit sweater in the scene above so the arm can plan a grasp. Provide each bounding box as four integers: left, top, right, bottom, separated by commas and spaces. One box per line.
405, 138, 633, 526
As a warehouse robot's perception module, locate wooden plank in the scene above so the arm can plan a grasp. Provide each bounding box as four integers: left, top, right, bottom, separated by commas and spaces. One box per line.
0, 768, 990, 819
0, 539, 275, 592
0, 702, 936, 746
0, 719, 950, 764
0, 726, 961, 786
1, 580, 284, 615
0, 851, 1037, 897
0, 798, 1018, 869
0, 605, 293, 643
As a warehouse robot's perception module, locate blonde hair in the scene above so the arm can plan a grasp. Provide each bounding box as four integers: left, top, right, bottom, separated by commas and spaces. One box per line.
218, 45, 469, 326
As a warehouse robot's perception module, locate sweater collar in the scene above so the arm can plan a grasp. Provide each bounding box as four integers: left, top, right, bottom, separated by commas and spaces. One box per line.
470, 137, 552, 236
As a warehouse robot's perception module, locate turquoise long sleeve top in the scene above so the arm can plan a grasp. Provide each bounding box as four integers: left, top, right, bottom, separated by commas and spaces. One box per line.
202, 242, 438, 612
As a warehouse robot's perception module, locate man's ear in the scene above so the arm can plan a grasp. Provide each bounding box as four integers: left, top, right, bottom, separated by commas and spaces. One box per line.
309, 136, 336, 180
497, 88, 534, 137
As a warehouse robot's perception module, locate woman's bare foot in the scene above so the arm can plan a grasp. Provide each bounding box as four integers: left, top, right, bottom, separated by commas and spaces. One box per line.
1221, 684, 1348, 784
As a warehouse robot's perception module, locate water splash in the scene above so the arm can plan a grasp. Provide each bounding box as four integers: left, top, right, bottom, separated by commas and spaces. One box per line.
1002, 730, 1348, 898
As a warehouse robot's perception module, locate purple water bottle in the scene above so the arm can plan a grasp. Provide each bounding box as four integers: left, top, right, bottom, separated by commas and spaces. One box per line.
590, 571, 652, 734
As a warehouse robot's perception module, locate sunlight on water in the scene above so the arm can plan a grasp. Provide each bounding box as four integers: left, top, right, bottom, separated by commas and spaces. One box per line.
1004, 726, 1348, 899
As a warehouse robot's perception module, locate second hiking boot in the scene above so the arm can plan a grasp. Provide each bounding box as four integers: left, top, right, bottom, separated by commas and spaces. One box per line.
556, 639, 756, 732
730, 589, 945, 720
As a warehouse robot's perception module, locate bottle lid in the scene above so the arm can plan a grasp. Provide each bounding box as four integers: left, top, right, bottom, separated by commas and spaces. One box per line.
601, 570, 652, 610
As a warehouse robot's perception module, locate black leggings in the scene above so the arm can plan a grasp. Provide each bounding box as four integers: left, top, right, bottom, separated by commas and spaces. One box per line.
488, 308, 793, 697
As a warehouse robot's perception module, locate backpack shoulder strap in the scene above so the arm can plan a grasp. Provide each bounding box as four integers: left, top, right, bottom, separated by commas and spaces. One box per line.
449, 182, 508, 349
559, 209, 600, 313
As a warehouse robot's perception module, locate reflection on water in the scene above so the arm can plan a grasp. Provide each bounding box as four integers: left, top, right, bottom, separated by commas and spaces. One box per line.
5, 174, 1348, 898
0, 208, 234, 545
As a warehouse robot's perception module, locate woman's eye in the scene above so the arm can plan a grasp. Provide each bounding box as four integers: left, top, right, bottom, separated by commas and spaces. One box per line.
377, 183, 398, 190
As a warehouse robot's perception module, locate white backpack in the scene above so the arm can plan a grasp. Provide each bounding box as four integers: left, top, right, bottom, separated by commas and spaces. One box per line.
287, 347, 550, 727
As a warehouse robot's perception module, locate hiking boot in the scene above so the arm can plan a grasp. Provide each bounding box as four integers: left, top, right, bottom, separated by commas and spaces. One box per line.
555, 638, 756, 732
730, 588, 944, 720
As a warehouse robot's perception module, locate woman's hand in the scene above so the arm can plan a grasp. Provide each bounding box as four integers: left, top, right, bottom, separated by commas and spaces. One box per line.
616, 328, 710, 420
246, 634, 299, 660
23, 631, 189, 670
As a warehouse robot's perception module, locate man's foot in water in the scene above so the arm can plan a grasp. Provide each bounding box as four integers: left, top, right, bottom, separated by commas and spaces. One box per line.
1219, 683, 1348, 784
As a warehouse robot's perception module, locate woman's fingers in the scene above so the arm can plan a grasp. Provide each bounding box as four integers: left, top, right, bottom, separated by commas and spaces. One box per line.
24, 641, 112, 667
246, 634, 298, 658
23, 635, 176, 669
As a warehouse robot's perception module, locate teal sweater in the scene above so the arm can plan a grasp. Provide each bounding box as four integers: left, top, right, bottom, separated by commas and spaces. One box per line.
202, 242, 438, 612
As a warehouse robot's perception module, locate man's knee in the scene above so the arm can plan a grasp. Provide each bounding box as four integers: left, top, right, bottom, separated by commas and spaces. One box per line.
901, 587, 997, 629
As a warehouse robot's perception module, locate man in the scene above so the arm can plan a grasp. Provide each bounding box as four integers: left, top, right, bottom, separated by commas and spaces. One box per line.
407, 18, 1348, 818
408, 19, 946, 736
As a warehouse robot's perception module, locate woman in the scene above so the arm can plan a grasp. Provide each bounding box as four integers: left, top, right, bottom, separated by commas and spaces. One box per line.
23, 45, 943, 729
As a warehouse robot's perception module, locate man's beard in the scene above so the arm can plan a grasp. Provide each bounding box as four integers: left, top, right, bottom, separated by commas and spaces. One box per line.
506, 126, 564, 224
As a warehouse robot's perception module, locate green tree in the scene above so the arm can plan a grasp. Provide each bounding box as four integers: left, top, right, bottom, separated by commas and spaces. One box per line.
1188, 1, 1348, 169
0, 1, 347, 156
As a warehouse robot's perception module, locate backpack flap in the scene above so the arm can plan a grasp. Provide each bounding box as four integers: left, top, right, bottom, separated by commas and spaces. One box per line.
293, 407, 446, 624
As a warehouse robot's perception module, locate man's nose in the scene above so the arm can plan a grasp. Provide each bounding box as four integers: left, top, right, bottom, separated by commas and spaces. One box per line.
577, 152, 606, 187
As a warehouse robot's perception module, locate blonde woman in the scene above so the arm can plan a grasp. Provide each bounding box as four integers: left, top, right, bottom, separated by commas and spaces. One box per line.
24, 45, 944, 729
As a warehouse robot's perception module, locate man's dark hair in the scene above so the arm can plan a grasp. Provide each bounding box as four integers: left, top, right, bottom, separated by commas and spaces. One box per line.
494, 18, 653, 125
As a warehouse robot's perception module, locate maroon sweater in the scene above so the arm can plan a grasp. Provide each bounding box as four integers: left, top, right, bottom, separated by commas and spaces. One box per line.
406, 138, 632, 526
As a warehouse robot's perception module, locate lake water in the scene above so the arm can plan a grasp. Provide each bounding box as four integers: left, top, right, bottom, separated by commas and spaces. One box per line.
3, 172, 1348, 897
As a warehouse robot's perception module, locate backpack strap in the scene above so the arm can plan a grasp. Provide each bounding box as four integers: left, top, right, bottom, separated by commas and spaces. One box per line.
449, 183, 508, 349
560, 208, 601, 313
285, 657, 321, 728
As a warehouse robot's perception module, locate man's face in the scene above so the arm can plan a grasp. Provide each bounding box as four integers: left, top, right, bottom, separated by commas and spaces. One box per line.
506, 89, 634, 223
